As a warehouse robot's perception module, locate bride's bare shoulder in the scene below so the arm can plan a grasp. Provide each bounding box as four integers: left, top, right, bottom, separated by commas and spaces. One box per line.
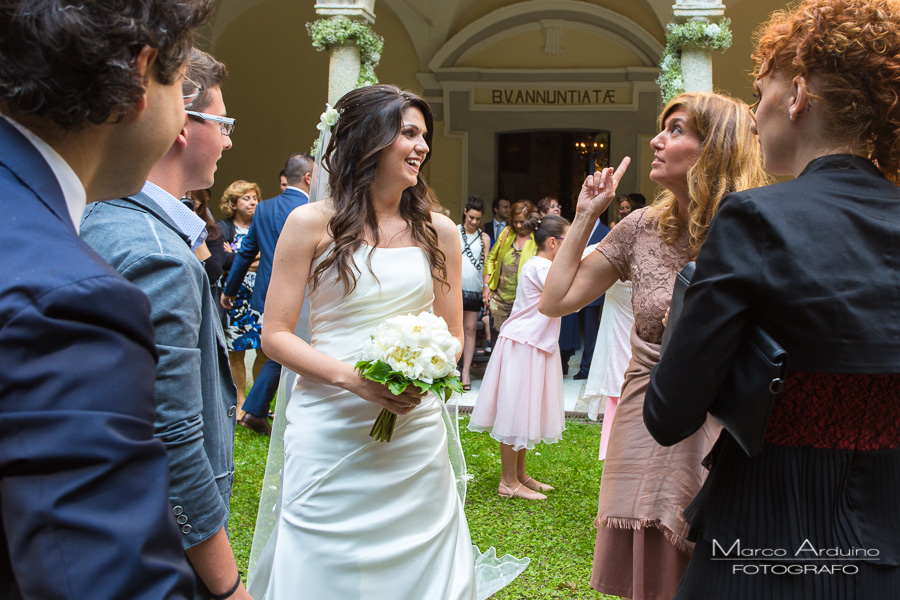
281, 200, 335, 255
430, 211, 457, 236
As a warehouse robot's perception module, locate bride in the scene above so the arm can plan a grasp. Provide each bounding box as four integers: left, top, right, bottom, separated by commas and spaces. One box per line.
251, 85, 476, 599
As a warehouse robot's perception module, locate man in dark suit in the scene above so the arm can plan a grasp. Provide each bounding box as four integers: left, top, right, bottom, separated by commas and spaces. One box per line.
573, 218, 612, 380
0, 2, 209, 598
486, 196, 511, 247
81, 49, 250, 600
222, 152, 314, 434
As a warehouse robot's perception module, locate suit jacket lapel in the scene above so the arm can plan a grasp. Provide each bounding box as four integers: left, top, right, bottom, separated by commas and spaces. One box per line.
0, 118, 75, 235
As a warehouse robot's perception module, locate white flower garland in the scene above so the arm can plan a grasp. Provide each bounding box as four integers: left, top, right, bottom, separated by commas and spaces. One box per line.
306, 17, 384, 88
657, 18, 733, 103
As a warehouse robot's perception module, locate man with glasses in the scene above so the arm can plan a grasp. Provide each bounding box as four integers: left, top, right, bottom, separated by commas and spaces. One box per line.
81, 48, 250, 600
0, 2, 211, 599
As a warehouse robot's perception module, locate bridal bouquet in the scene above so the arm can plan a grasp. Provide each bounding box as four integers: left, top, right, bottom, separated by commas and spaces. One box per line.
356, 311, 463, 442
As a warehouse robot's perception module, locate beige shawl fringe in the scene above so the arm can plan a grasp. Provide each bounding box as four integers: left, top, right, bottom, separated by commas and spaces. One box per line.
594, 327, 721, 554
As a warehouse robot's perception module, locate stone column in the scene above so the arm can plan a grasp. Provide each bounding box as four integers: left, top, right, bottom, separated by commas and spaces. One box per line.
315, 0, 376, 105
327, 45, 361, 105
672, 0, 725, 93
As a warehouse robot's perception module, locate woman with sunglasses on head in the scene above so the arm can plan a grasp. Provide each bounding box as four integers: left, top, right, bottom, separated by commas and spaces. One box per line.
482, 200, 540, 342
644, 1, 900, 597
541, 91, 769, 600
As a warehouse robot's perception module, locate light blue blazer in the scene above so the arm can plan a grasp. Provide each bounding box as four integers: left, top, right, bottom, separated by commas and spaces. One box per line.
81, 192, 237, 554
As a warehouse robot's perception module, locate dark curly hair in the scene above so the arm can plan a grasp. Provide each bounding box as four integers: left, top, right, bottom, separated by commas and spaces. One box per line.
752, 0, 900, 183
0, 0, 211, 128
464, 195, 484, 214
312, 84, 447, 296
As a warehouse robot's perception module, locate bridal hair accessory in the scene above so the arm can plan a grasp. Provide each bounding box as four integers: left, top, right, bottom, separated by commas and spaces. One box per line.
317, 103, 341, 133
310, 102, 343, 203
356, 311, 463, 442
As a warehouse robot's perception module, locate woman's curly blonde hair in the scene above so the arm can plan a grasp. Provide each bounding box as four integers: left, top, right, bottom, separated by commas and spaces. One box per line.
219, 180, 262, 218
649, 92, 771, 259
752, 0, 900, 183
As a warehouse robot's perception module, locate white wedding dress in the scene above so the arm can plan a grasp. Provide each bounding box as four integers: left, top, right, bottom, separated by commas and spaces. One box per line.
250, 245, 477, 599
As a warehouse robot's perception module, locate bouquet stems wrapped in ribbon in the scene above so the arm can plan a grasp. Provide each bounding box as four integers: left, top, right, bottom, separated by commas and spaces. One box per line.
355, 311, 463, 442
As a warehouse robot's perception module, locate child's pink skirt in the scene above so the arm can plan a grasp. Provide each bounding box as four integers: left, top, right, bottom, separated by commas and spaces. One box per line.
468, 336, 565, 450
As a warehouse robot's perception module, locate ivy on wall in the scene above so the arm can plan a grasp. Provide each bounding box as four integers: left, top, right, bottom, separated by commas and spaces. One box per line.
306, 16, 384, 87
657, 18, 732, 103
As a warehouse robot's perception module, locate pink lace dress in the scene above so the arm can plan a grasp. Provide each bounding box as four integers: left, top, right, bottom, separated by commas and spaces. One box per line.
589, 208, 721, 600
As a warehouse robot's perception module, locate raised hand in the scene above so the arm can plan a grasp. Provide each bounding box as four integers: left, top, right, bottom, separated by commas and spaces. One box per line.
575, 156, 631, 220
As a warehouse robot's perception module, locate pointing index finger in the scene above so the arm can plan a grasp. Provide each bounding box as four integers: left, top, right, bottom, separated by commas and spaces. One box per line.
612, 156, 631, 185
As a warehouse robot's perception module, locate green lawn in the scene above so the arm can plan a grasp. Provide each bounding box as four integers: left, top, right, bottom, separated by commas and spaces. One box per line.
230, 416, 619, 600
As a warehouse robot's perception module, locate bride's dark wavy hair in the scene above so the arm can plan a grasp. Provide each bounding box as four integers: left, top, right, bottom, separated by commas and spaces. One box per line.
311, 84, 447, 295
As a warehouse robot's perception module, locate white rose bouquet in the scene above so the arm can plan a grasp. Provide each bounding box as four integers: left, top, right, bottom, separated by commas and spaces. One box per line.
356, 311, 463, 442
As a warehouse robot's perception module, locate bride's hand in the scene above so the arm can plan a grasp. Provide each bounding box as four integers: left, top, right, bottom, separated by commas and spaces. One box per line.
575, 156, 630, 220
352, 377, 424, 415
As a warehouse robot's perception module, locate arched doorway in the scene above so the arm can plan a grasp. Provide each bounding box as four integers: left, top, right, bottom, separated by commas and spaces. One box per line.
496, 130, 610, 218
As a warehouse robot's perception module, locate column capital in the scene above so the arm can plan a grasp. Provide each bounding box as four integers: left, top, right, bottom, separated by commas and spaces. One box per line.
315, 0, 376, 24
672, 0, 725, 23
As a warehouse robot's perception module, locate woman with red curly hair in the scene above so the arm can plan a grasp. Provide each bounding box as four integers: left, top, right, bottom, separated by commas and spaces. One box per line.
644, 0, 900, 597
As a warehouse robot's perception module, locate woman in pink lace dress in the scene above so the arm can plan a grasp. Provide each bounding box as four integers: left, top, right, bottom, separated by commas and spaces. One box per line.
541, 92, 769, 600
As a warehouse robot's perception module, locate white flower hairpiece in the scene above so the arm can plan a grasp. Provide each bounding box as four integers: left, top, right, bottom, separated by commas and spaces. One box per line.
317, 104, 341, 133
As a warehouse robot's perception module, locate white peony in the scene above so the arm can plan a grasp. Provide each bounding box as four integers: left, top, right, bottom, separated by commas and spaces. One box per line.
359, 310, 461, 381
385, 347, 418, 380
431, 328, 462, 357
414, 347, 452, 383
356, 310, 463, 441
399, 318, 434, 348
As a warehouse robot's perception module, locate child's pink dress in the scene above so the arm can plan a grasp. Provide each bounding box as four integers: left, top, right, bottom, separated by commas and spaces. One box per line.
469, 256, 565, 450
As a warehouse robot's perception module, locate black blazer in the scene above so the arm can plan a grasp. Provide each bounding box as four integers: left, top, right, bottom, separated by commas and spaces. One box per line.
216, 217, 238, 274
645, 155, 900, 444
486, 219, 505, 248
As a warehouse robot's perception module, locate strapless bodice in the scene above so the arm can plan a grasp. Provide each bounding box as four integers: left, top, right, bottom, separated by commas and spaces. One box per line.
308, 245, 434, 364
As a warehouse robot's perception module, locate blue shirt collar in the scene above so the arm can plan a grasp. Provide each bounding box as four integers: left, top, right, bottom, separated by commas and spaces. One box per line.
141, 181, 208, 250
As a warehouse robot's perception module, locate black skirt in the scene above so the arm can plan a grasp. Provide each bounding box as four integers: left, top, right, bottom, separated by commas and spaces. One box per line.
674, 434, 900, 600
462, 290, 481, 312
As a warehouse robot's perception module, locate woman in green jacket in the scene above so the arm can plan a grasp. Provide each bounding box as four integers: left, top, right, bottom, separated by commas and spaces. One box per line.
482, 199, 539, 337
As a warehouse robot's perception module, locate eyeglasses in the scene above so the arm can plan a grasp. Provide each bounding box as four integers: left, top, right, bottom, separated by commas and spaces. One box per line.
182, 74, 201, 109
554, 236, 566, 240
185, 110, 235, 136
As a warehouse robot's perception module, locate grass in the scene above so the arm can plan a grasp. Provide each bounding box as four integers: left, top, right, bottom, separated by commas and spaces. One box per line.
230, 416, 619, 600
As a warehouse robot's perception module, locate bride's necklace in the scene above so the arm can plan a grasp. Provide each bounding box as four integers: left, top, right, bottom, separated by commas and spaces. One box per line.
459, 224, 484, 270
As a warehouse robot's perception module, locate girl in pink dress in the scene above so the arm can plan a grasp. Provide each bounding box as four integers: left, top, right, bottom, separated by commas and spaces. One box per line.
469, 214, 569, 500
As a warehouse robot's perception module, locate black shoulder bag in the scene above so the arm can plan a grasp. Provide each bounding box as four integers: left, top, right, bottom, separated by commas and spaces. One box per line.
660, 262, 790, 457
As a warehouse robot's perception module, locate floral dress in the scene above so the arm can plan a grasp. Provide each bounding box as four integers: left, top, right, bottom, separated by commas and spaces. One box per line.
222, 227, 262, 352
